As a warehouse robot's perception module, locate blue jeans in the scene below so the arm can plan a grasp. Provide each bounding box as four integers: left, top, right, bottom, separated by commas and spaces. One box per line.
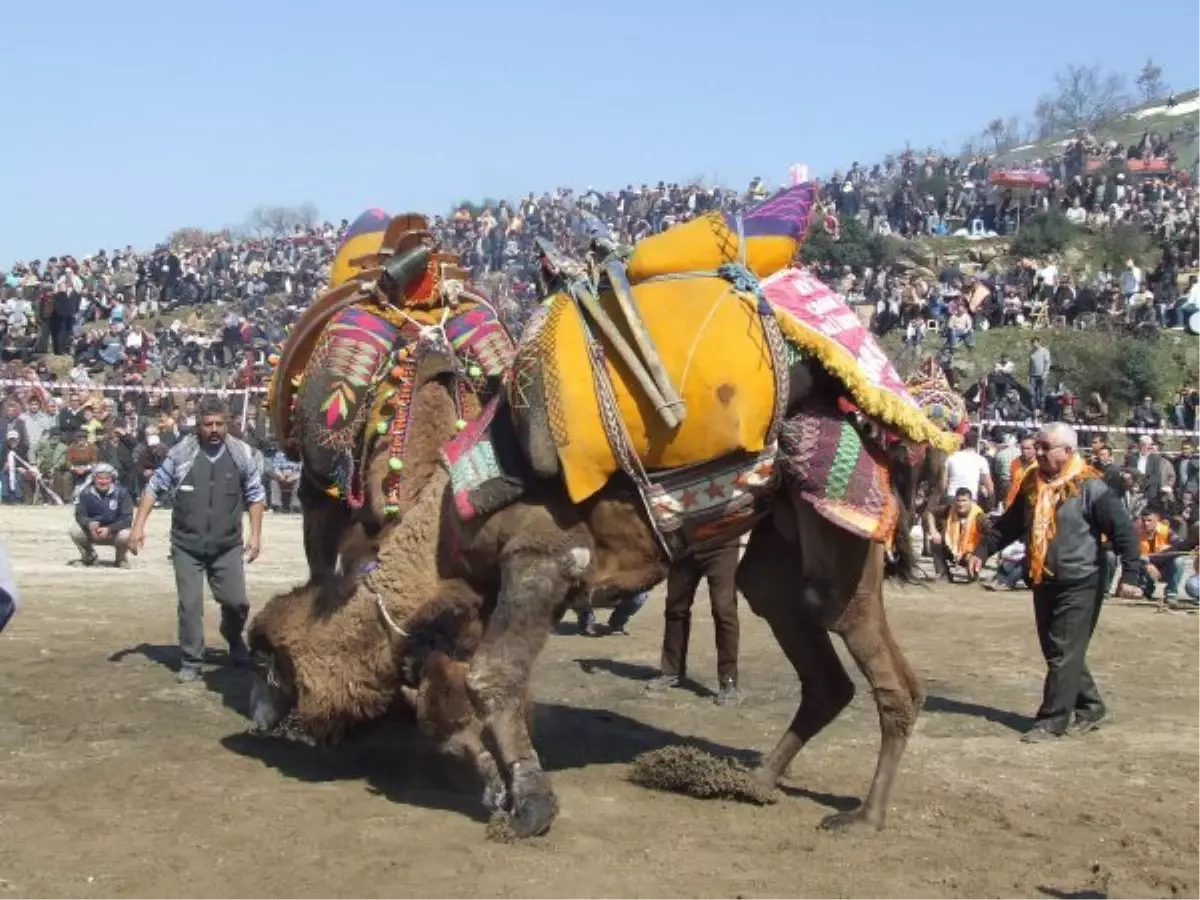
577, 591, 649, 632
1142, 554, 1190, 602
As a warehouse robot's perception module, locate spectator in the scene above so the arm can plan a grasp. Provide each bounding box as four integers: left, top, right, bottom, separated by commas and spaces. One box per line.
1028, 337, 1051, 412
931, 487, 989, 582
68, 463, 134, 568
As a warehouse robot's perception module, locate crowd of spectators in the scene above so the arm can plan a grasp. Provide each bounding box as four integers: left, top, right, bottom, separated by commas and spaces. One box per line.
3, 110, 1198, 512
820, 121, 1200, 344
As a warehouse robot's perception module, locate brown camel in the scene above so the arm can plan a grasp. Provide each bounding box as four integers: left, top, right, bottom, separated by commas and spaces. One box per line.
250, 202, 944, 839
249, 384, 929, 840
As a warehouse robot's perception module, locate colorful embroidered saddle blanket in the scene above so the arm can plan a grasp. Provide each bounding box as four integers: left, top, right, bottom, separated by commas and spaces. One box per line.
778, 403, 900, 544
440, 396, 527, 522
290, 298, 515, 507
644, 447, 779, 558
761, 269, 960, 454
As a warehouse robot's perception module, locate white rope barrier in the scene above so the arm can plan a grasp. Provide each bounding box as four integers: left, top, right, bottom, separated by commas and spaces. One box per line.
975, 419, 1199, 439
0, 378, 267, 396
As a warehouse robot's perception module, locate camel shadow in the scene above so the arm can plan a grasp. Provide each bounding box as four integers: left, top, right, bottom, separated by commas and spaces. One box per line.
575, 657, 714, 698
220, 701, 781, 824
108, 642, 252, 718
1035, 887, 1106, 899
923, 693, 1032, 733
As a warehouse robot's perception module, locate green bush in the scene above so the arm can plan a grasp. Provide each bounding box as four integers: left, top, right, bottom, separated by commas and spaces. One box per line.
800, 216, 895, 270
1011, 210, 1079, 258
881, 327, 1198, 429
1089, 223, 1159, 272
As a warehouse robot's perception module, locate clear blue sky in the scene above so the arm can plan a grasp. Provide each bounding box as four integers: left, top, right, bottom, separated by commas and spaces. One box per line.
2, 0, 1197, 261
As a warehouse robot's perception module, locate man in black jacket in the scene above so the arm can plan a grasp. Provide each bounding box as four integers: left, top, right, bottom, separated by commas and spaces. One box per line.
69, 463, 134, 567
968, 422, 1142, 742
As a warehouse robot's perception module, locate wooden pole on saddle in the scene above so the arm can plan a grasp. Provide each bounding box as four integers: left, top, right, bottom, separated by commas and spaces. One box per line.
569, 282, 682, 430
601, 259, 686, 428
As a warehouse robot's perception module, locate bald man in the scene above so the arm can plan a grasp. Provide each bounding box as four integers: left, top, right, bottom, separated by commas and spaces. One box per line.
968, 423, 1142, 742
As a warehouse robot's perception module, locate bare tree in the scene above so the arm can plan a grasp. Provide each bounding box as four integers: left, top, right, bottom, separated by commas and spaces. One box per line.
295, 202, 321, 230
983, 118, 1007, 153
1052, 64, 1130, 129
166, 226, 231, 250
1135, 58, 1167, 104
1002, 116, 1024, 149
243, 204, 319, 239
1033, 96, 1061, 140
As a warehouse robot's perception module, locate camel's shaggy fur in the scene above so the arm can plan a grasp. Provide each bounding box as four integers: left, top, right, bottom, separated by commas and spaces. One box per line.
248, 467, 481, 745
629, 747, 778, 806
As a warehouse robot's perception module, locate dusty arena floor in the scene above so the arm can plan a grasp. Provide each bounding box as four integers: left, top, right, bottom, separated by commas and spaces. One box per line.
1, 507, 1197, 899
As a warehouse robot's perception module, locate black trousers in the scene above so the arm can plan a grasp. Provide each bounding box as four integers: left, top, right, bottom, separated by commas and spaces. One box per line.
1032, 572, 1105, 732
660, 540, 741, 683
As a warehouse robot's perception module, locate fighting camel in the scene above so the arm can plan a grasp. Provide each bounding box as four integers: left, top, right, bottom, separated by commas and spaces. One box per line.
248, 187, 959, 839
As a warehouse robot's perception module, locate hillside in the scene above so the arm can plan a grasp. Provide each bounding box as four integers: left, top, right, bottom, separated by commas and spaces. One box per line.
993, 88, 1200, 172
879, 327, 1198, 441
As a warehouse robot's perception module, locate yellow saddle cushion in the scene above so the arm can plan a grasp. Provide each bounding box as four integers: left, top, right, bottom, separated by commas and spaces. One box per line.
625, 212, 798, 282
527, 276, 778, 504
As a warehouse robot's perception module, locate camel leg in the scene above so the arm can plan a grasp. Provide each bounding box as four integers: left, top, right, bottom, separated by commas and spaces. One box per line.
412, 652, 510, 813
298, 479, 352, 584
736, 520, 856, 788
437, 719, 509, 813
466, 548, 585, 838
823, 542, 922, 832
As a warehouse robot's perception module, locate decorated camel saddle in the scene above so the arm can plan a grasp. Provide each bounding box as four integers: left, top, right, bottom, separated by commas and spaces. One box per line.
269, 209, 515, 514
904, 355, 969, 437
445, 184, 957, 558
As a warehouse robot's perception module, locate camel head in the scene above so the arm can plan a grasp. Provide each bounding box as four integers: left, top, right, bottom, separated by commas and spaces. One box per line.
245, 569, 410, 745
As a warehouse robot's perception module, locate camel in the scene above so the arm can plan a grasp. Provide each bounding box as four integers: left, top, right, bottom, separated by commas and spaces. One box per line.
248, 189, 953, 839
249, 377, 932, 839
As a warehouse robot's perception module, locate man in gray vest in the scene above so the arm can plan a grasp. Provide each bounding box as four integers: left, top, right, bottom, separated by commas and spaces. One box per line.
128, 397, 266, 683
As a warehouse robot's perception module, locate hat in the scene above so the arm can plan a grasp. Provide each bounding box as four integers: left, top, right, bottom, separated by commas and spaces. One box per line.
93, 463, 118, 477
5, 430, 17, 441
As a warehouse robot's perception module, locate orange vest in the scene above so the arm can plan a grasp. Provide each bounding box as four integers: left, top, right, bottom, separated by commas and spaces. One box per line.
1006, 460, 1037, 508
1138, 520, 1171, 557
945, 504, 986, 557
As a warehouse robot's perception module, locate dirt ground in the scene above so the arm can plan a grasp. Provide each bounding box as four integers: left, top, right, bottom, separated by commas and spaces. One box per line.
1, 506, 1197, 899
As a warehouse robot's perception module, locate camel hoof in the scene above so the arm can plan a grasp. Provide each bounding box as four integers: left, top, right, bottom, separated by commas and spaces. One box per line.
818, 806, 883, 833
482, 778, 509, 814
750, 767, 779, 792
510, 792, 559, 839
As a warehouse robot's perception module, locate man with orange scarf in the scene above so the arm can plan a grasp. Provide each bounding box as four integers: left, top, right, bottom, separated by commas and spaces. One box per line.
1004, 435, 1038, 510
967, 423, 1142, 742
932, 487, 989, 581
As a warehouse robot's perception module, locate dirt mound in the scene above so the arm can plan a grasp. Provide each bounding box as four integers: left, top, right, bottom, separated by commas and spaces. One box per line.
485, 813, 519, 843
629, 746, 778, 806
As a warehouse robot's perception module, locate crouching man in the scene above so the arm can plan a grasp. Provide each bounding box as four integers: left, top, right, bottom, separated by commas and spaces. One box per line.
128, 398, 265, 684
931, 487, 989, 582
68, 463, 134, 568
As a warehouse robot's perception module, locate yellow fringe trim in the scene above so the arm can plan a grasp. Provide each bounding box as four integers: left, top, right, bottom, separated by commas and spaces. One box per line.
776, 314, 961, 454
